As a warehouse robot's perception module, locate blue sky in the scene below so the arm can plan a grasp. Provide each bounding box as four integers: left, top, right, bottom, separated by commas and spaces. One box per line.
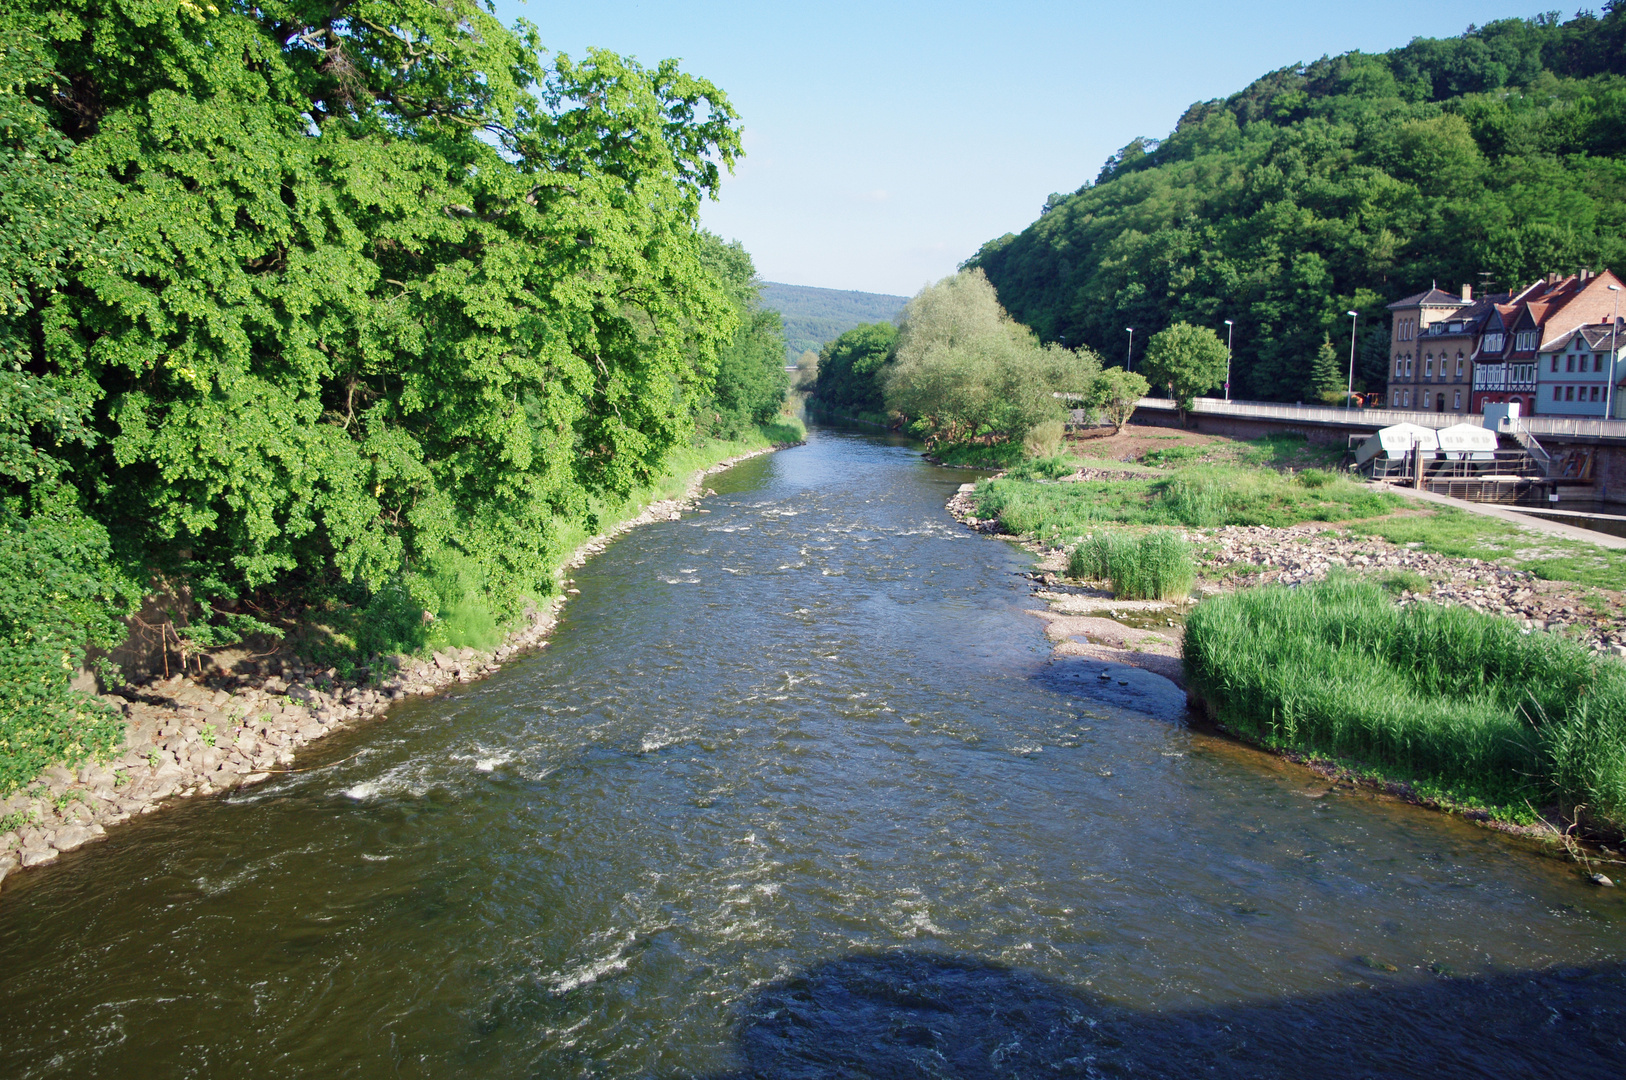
494, 1, 1549, 296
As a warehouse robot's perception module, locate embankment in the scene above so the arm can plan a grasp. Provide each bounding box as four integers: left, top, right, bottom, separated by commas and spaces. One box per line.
0, 438, 797, 892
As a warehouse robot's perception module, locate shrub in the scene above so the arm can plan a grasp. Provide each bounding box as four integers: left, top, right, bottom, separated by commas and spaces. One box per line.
1023, 419, 1065, 458
1184, 577, 1626, 833
1069, 530, 1195, 601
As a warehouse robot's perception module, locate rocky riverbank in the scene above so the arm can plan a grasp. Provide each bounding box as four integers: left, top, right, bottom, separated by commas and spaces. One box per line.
0, 444, 789, 893
947, 478, 1626, 857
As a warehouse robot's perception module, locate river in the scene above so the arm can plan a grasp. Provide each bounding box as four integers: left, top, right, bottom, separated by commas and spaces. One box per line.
1, 425, 1623, 1078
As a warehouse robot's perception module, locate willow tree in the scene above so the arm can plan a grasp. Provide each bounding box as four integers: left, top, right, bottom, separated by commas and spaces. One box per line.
6, 0, 744, 643
884, 270, 1098, 445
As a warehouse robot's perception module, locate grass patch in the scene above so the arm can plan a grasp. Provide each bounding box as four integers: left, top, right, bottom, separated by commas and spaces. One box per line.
1349, 506, 1626, 590
1185, 577, 1626, 834
975, 464, 1402, 543
1069, 530, 1195, 601
1375, 569, 1431, 596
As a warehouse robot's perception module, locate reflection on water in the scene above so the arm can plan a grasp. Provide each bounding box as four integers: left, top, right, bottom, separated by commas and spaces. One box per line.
0, 426, 1623, 1079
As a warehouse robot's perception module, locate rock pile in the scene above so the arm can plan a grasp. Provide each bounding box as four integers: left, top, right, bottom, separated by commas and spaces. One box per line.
0, 444, 785, 892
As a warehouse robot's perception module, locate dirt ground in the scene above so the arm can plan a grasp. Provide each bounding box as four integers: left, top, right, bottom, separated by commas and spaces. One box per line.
1064, 422, 1224, 461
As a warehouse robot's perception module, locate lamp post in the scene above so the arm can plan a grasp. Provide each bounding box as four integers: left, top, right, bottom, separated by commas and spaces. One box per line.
1223, 319, 1234, 402
1345, 310, 1359, 410
1125, 328, 1134, 372
1608, 285, 1622, 421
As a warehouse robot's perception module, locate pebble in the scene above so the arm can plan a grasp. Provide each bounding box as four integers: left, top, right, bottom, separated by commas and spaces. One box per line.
1591, 873, 1616, 887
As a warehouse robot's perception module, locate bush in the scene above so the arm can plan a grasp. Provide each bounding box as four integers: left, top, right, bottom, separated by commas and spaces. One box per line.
1023, 419, 1065, 458
1069, 530, 1195, 601
1006, 454, 1077, 481
1184, 577, 1626, 833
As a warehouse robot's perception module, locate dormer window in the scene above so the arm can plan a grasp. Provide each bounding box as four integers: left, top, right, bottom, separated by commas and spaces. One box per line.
1515, 330, 1538, 351
1483, 332, 1504, 352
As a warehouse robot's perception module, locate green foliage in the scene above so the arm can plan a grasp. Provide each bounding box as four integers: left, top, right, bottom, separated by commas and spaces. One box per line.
0, 0, 790, 790
1069, 530, 1195, 600
813, 322, 898, 417
1140, 323, 1229, 414
974, 463, 1401, 542
1023, 419, 1065, 458
1006, 454, 1077, 481
970, 9, 1626, 401
885, 270, 1100, 445
1085, 367, 1150, 432
758, 282, 907, 360
1184, 577, 1626, 831
696, 234, 790, 438
1310, 339, 1345, 404
931, 440, 1028, 470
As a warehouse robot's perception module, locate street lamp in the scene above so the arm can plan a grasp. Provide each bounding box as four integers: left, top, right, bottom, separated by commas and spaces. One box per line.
1345, 310, 1359, 410
1607, 285, 1622, 421
1223, 319, 1234, 402
1125, 328, 1134, 372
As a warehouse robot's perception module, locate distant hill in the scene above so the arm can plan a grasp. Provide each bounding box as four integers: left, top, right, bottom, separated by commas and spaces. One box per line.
759, 282, 909, 360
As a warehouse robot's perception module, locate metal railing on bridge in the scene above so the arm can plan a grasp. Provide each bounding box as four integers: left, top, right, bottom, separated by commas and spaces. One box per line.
1129, 396, 1626, 440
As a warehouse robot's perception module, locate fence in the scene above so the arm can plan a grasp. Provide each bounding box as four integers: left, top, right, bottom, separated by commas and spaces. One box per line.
1131, 396, 1626, 440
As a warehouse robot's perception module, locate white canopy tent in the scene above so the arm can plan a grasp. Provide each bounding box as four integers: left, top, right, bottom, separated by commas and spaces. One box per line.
1354, 423, 1440, 467
1435, 423, 1499, 460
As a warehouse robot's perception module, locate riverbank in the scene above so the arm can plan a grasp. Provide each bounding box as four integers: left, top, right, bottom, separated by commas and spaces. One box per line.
0, 437, 798, 892
947, 477, 1626, 863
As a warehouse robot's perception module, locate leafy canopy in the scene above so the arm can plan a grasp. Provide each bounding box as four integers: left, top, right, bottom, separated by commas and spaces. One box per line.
970, 7, 1626, 401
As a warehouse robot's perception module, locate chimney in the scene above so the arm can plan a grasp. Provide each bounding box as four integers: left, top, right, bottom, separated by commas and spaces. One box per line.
1461, 284, 1471, 302
1580, 268, 1591, 283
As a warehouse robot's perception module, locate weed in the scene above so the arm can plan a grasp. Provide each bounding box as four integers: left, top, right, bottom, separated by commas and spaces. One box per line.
1376, 570, 1431, 596
147, 749, 161, 771
113, 769, 128, 788
200, 724, 216, 748
0, 808, 33, 833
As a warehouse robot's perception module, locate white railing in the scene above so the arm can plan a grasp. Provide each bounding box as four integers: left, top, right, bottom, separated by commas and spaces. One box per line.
1131, 396, 1626, 439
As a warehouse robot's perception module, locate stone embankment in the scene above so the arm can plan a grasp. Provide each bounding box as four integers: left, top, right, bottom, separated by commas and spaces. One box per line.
0, 444, 786, 893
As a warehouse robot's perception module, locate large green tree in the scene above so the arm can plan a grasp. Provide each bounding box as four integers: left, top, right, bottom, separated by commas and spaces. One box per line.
696, 233, 789, 437
970, 7, 1626, 402
884, 270, 1099, 445
1141, 323, 1229, 419
4, 0, 744, 645
813, 322, 898, 417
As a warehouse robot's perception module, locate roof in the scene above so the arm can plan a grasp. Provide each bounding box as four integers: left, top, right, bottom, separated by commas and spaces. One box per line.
1542, 319, 1626, 352
1387, 288, 1471, 311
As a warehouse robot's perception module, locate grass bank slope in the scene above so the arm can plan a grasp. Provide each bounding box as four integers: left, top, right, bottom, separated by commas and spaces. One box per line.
1184, 577, 1626, 836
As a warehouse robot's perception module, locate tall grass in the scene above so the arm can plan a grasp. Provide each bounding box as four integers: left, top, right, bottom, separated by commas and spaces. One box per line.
1069, 530, 1196, 601
1184, 577, 1626, 834
975, 463, 1401, 542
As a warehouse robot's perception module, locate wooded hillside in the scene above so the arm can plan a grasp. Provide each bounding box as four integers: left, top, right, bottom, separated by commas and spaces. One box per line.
969, 7, 1626, 401
759, 282, 908, 359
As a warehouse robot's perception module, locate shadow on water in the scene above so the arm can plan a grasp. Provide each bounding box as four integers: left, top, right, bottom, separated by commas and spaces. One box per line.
695, 950, 1626, 1080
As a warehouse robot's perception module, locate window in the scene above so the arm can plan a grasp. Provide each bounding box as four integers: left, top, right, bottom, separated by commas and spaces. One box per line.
1483, 332, 1504, 352
1567, 356, 1575, 372
1567, 386, 1576, 401
1406, 358, 1413, 377
1392, 390, 1400, 406
1456, 357, 1464, 377
1404, 389, 1411, 407
1454, 390, 1461, 409
1592, 386, 1601, 402
1425, 358, 1433, 377
1515, 330, 1538, 351
1555, 386, 1563, 401
1596, 356, 1604, 372
1394, 355, 1403, 376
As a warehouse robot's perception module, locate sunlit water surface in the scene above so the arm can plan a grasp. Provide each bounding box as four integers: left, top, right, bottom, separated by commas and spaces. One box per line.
1, 427, 1623, 1078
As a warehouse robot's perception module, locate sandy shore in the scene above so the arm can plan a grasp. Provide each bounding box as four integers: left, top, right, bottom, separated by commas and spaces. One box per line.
0, 443, 790, 893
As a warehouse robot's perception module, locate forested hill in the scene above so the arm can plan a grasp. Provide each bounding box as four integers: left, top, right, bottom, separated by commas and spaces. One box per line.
759, 283, 908, 359
968, 7, 1626, 402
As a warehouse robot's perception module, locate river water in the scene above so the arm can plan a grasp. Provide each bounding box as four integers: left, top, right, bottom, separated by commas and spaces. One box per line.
1, 426, 1624, 1078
